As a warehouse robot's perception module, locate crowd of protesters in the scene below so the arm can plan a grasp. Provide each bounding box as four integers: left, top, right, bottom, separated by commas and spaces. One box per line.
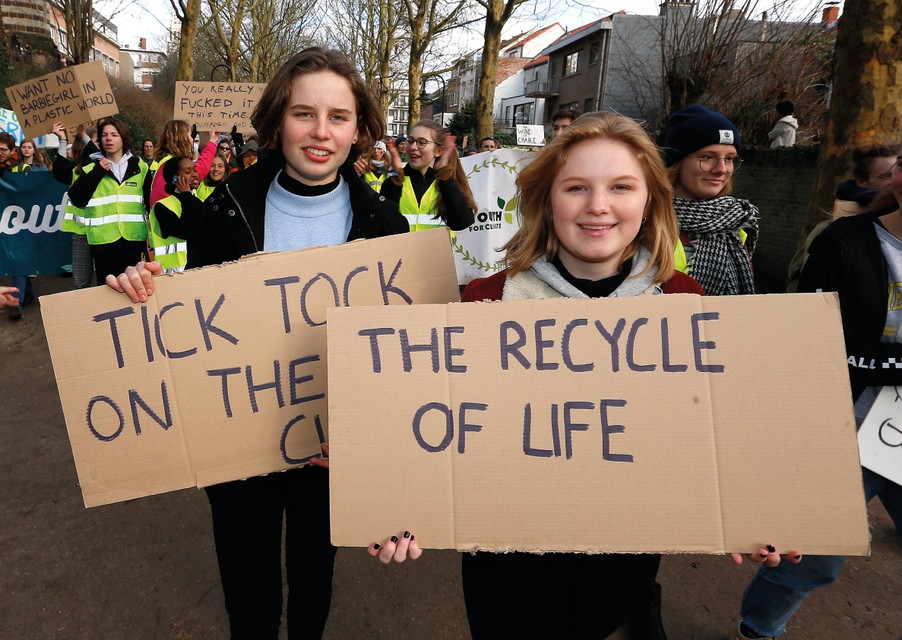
2, 44, 900, 640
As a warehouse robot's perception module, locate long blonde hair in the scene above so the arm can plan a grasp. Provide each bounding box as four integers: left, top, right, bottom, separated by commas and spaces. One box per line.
504, 111, 678, 281
155, 120, 193, 160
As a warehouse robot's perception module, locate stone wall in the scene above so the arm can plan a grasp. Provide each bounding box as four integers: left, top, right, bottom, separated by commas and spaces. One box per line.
732, 146, 821, 293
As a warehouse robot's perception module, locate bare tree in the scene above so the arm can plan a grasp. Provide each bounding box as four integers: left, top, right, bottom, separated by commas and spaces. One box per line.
61, 0, 94, 64
329, 0, 405, 116
801, 0, 902, 236
169, 0, 202, 80
399, 0, 471, 125
196, 0, 319, 82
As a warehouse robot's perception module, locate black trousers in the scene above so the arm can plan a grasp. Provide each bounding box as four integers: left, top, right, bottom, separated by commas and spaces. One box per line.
89, 238, 146, 286
205, 466, 336, 640
462, 550, 663, 639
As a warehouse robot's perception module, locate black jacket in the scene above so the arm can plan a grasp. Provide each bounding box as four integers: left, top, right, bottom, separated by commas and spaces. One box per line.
187, 150, 408, 269
380, 165, 475, 231
799, 211, 902, 399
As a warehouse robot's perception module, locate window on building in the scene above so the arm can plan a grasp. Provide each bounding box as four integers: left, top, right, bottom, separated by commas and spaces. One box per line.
589, 43, 600, 65
505, 106, 511, 125
514, 103, 533, 125
563, 51, 580, 76
584, 98, 594, 113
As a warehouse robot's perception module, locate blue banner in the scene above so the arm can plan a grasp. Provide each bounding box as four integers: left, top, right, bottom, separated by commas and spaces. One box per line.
0, 172, 72, 276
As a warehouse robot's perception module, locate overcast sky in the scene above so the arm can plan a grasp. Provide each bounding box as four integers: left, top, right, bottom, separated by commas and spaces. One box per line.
106, 0, 841, 56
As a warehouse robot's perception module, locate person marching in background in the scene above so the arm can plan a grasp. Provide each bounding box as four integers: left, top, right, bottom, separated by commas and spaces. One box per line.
663, 103, 759, 296
383, 119, 476, 232
66, 117, 149, 285
195, 152, 230, 202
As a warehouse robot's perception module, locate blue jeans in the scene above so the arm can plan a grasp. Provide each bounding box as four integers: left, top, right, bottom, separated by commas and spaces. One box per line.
9, 275, 30, 305
739, 467, 902, 637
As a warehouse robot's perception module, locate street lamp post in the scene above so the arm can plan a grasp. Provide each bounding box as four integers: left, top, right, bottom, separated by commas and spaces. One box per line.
417, 74, 447, 126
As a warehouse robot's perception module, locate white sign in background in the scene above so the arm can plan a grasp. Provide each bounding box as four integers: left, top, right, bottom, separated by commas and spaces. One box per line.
859, 385, 902, 486
453, 149, 532, 285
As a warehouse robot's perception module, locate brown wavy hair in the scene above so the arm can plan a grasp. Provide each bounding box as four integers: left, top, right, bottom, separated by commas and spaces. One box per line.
504, 111, 677, 281
252, 46, 384, 159
154, 120, 193, 160
97, 117, 134, 156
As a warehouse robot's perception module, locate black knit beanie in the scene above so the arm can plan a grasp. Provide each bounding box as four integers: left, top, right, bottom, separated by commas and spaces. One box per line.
663, 103, 741, 166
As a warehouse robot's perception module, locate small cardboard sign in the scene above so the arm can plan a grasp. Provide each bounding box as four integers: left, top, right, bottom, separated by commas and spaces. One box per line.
516, 124, 545, 146
4, 61, 117, 140
327, 293, 870, 555
41, 229, 460, 507
173, 82, 266, 132
859, 386, 902, 485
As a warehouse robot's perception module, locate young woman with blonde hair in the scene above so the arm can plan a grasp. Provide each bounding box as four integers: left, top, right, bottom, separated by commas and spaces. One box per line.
372, 111, 702, 638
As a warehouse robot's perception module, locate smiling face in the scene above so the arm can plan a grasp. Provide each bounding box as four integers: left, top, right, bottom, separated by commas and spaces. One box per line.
673, 143, 736, 200
406, 125, 441, 173
551, 138, 649, 280
209, 156, 227, 181
279, 70, 358, 186
100, 124, 124, 158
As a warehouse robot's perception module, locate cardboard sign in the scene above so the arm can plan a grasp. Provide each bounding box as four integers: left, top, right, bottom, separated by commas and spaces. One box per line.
173, 82, 266, 132
41, 229, 460, 507
859, 386, 902, 485
327, 293, 870, 555
516, 124, 545, 146
4, 61, 117, 140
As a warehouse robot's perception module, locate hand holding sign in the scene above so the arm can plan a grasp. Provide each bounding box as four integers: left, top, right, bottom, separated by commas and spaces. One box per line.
105, 260, 163, 303
368, 530, 422, 564
730, 546, 802, 567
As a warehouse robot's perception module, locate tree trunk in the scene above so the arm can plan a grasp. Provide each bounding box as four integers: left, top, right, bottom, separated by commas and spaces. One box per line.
475, 1, 504, 141
801, 0, 902, 238
176, 0, 202, 81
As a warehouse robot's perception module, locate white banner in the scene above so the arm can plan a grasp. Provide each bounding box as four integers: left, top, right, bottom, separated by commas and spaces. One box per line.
453, 149, 533, 285
859, 385, 902, 486
1, 107, 58, 147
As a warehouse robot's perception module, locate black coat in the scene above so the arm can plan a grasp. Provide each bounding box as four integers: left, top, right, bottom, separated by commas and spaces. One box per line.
799, 210, 902, 399
67, 154, 149, 208
188, 150, 409, 269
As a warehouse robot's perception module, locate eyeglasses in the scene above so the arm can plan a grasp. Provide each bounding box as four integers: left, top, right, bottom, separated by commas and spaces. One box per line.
406, 137, 436, 148
218, 145, 230, 151
695, 154, 743, 172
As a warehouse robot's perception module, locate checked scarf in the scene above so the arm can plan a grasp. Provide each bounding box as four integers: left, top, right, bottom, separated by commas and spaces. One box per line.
674, 196, 759, 295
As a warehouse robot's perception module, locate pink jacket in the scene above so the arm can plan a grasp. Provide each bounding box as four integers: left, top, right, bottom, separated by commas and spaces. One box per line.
148, 140, 217, 208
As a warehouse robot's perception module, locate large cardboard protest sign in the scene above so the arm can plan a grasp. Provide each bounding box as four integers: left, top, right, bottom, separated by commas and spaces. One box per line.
4, 62, 117, 140
859, 386, 902, 486
173, 82, 266, 132
328, 293, 870, 555
42, 230, 460, 507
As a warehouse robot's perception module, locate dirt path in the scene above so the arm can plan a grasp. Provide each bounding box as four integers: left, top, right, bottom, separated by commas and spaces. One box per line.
2, 275, 899, 639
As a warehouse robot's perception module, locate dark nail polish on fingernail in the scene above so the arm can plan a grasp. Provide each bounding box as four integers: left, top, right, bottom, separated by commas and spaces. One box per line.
759, 552, 767, 558
390, 536, 398, 543
403, 531, 410, 538
411, 535, 415, 541
766, 545, 775, 553
794, 555, 801, 560
373, 543, 380, 550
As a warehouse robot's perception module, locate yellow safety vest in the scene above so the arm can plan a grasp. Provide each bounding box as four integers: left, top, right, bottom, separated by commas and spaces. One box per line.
363, 171, 386, 193
147, 194, 188, 272
399, 177, 442, 232
61, 169, 87, 235
195, 182, 217, 202
79, 160, 148, 245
